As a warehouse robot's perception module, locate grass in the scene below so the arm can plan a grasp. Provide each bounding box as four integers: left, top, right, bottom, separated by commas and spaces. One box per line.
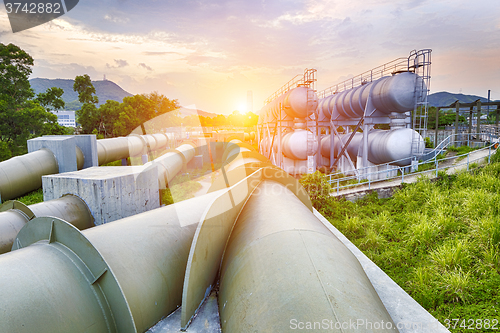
300, 150, 500, 332
16, 188, 43, 205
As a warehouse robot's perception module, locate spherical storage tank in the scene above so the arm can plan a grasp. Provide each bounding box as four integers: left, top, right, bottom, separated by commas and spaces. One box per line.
318, 72, 426, 119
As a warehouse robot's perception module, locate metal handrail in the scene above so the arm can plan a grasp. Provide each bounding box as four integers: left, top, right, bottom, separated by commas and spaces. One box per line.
328, 142, 497, 195
324, 131, 498, 182
325, 132, 499, 193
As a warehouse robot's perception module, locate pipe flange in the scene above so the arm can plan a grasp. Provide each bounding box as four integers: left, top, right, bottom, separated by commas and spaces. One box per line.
13, 217, 136, 333
0, 200, 35, 220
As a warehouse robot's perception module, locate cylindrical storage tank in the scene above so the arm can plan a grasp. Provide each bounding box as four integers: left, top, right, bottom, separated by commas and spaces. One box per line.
320, 129, 424, 166
281, 129, 318, 160
262, 87, 318, 121
219, 180, 397, 332
319, 72, 424, 120
0, 149, 58, 202
0, 191, 222, 333
320, 132, 364, 161
367, 128, 424, 166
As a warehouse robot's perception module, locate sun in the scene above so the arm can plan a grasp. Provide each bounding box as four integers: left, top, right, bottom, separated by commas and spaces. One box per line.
237, 103, 247, 113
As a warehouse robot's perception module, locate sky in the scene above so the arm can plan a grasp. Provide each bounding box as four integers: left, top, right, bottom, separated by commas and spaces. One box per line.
1, 0, 499, 115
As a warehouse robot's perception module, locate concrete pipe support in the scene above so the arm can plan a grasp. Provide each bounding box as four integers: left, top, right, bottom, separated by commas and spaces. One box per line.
218, 180, 398, 332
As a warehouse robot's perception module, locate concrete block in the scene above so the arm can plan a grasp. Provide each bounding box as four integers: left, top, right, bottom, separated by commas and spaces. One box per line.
72, 135, 98, 168
27, 135, 98, 172
28, 136, 77, 173
42, 165, 159, 225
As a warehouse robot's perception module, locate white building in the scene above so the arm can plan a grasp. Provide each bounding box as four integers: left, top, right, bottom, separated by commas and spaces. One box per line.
51, 111, 77, 127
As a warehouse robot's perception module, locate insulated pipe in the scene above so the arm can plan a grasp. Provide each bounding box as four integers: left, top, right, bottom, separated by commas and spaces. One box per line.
319, 72, 424, 119
0, 149, 58, 202
0, 189, 223, 333
0, 195, 94, 254
218, 180, 398, 332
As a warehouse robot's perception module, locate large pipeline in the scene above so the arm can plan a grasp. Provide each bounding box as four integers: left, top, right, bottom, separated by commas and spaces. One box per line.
0, 190, 223, 333
0, 146, 401, 332
144, 142, 197, 188
0, 133, 172, 203
0, 195, 94, 254
0, 149, 59, 202
219, 180, 397, 332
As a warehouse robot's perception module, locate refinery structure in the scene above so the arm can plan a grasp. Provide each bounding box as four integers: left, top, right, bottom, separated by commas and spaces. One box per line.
0, 49, 458, 332
258, 49, 432, 178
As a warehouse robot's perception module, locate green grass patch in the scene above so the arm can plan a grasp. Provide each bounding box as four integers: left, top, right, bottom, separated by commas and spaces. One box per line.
160, 170, 204, 205
301, 162, 500, 331
16, 188, 44, 205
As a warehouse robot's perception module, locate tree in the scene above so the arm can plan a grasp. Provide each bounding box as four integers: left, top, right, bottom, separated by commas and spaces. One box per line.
35, 87, 65, 111
73, 74, 98, 105
114, 95, 155, 136
0, 43, 34, 106
145, 91, 179, 116
96, 100, 121, 137
73, 74, 99, 134
0, 43, 65, 157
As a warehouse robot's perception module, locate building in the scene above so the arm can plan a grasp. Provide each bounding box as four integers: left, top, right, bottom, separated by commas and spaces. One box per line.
51, 111, 77, 127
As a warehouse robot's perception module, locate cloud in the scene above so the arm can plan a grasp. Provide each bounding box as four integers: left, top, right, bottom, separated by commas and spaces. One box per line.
106, 59, 129, 68
104, 14, 130, 24
138, 63, 153, 71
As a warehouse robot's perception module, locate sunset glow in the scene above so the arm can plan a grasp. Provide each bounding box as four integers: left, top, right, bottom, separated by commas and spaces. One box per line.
1, 0, 499, 115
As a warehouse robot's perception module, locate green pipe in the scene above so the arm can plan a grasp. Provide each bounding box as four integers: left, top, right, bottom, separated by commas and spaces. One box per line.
218, 180, 398, 332
0, 195, 94, 255
0, 189, 224, 333
0, 149, 58, 202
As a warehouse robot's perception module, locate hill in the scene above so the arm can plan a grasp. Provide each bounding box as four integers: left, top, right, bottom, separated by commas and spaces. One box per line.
428, 91, 492, 107
29, 78, 133, 109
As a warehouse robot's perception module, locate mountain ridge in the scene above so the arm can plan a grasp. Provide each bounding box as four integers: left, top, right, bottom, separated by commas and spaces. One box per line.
29, 78, 133, 109
427, 91, 497, 107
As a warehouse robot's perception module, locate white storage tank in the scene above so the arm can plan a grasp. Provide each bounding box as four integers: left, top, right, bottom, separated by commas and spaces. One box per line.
281, 129, 318, 160
320, 128, 424, 166
318, 72, 425, 119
